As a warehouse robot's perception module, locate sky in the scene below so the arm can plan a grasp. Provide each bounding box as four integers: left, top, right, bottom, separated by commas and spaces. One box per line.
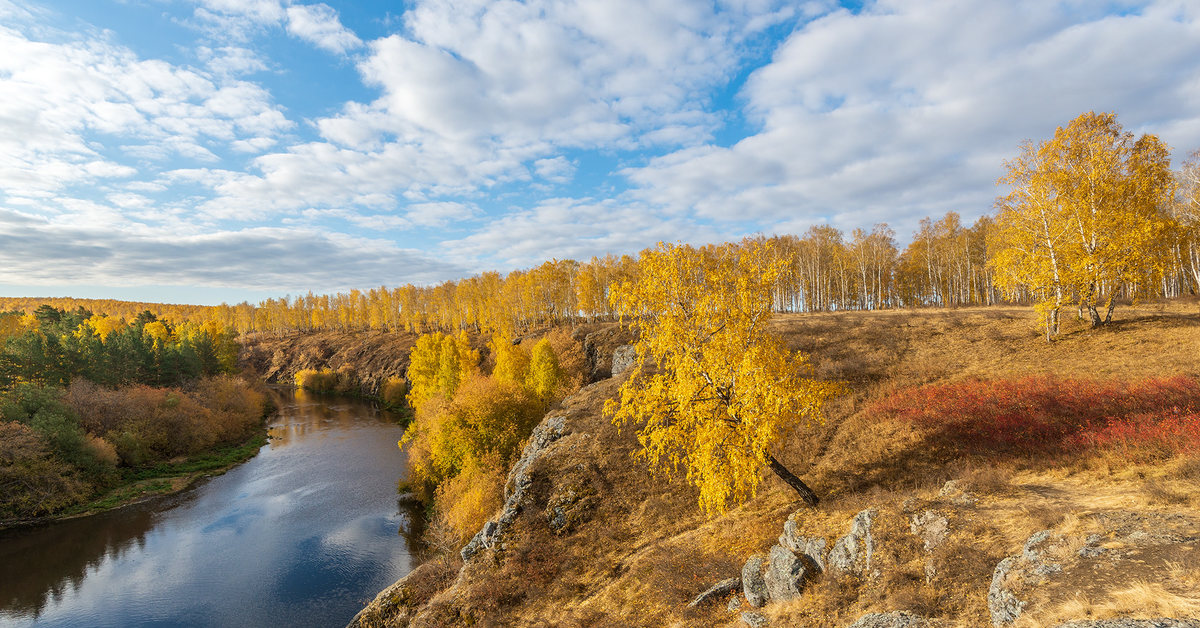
1, 0, 1199, 306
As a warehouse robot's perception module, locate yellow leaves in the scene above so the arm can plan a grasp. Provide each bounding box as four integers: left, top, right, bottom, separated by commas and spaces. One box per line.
606, 240, 842, 516
993, 111, 1177, 336
406, 331, 479, 416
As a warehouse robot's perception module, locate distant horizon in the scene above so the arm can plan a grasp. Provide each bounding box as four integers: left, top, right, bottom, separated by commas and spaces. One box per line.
3, 0, 1200, 304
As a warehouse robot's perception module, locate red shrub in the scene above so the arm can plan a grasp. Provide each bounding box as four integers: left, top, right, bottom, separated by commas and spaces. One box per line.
869, 375, 1200, 456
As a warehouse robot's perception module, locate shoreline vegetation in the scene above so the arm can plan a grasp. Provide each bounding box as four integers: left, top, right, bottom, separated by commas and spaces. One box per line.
0, 428, 269, 530
0, 305, 273, 527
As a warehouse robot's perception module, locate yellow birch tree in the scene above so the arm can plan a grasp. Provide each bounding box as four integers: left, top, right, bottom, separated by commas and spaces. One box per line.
605, 240, 842, 514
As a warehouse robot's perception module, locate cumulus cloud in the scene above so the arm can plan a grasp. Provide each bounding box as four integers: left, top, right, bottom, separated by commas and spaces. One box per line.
203, 0, 791, 216
440, 198, 723, 270
285, 4, 362, 55
626, 0, 1200, 238
0, 24, 291, 200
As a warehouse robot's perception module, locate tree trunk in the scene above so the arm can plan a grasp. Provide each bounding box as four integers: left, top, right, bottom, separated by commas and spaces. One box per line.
766, 454, 819, 507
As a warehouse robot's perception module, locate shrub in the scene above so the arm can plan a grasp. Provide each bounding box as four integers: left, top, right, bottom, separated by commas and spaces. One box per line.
380, 376, 408, 408
0, 421, 89, 518
433, 458, 505, 543
870, 375, 1200, 457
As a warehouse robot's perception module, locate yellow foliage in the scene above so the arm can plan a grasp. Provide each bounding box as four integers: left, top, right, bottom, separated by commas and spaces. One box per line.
526, 338, 563, 401
605, 240, 843, 515
380, 376, 408, 407
994, 111, 1175, 338
406, 332, 478, 415
489, 335, 530, 386
143, 320, 171, 347
82, 315, 126, 342
433, 458, 505, 543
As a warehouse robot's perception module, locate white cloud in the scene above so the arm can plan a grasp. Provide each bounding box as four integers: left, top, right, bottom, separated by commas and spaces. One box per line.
440, 198, 722, 270
0, 24, 292, 200
285, 4, 362, 55
200, 0, 788, 218
627, 0, 1200, 238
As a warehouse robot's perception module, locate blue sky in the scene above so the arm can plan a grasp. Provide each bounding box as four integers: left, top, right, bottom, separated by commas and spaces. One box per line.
1, 0, 1199, 305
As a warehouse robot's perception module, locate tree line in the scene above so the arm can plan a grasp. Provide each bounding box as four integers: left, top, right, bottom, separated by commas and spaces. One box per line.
3, 114, 1196, 341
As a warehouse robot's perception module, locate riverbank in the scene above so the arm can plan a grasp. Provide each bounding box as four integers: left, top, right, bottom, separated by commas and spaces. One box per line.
0, 427, 270, 530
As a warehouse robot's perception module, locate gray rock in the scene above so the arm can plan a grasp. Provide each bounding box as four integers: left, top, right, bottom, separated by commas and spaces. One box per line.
611, 344, 637, 376
987, 556, 1025, 626
462, 413, 569, 562
847, 611, 929, 628
741, 611, 770, 628
764, 544, 808, 602
1022, 530, 1054, 561
727, 595, 743, 613
687, 576, 741, 609
741, 554, 768, 608
829, 509, 877, 577
910, 510, 949, 552
939, 479, 977, 505
1055, 621, 1200, 628
779, 515, 828, 572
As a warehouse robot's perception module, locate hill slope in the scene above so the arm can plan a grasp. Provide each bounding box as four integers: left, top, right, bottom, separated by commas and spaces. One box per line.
332, 302, 1200, 627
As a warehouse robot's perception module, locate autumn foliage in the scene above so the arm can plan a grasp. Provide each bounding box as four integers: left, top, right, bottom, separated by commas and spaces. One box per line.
870, 375, 1200, 459
606, 241, 843, 514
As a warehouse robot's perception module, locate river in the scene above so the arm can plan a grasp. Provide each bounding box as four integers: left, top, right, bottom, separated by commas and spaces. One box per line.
0, 389, 424, 628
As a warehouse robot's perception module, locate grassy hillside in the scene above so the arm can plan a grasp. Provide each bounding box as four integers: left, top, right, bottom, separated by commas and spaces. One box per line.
338, 300, 1200, 627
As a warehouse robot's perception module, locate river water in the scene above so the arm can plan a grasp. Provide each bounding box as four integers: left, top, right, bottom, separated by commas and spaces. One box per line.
0, 389, 424, 628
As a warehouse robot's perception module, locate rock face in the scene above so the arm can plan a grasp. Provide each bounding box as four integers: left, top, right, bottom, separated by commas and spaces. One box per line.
461, 413, 569, 561
829, 509, 877, 577
741, 555, 769, 607
846, 611, 930, 628
610, 344, 637, 376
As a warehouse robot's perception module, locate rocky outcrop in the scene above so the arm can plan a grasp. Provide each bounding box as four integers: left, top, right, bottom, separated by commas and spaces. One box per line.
461, 413, 569, 561
829, 509, 877, 577
779, 514, 828, 572
846, 611, 930, 628
611, 344, 637, 376
346, 562, 456, 628
987, 555, 1025, 626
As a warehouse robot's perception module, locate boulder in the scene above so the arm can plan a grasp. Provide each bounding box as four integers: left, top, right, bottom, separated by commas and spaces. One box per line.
847, 611, 929, 628
779, 515, 828, 572
686, 576, 741, 609
764, 544, 808, 602
829, 509, 877, 577
741, 554, 768, 608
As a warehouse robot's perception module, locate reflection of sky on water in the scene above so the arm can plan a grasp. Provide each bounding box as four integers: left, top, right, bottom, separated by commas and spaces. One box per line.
0, 389, 418, 628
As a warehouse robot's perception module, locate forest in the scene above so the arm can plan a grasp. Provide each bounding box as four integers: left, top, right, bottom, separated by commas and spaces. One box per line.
0, 306, 266, 521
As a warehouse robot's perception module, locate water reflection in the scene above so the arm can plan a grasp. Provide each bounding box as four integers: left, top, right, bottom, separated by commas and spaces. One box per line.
0, 389, 421, 628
